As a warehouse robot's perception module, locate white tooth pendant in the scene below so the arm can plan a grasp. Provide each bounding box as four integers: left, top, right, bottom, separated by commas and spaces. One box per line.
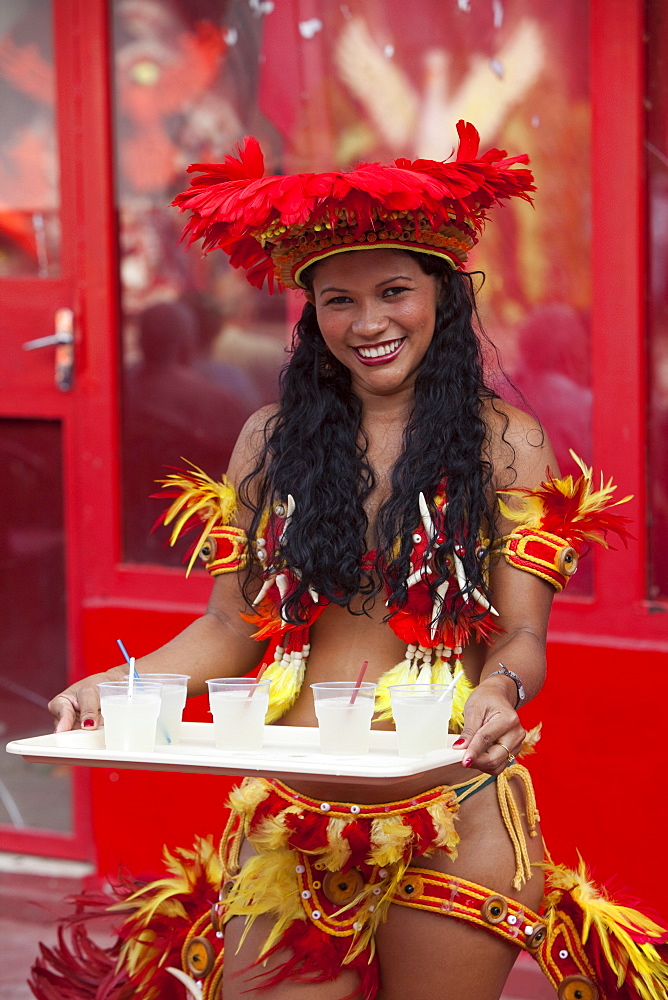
452, 547, 498, 615
276, 573, 289, 599
418, 493, 437, 542
279, 494, 296, 543
253, 573, 277, 606
470, 587, 499, 615
453, 548, 468, 595
430, 578, 449, 641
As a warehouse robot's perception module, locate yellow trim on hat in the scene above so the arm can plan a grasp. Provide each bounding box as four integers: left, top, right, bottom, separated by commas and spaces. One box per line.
292, 242, 459, 289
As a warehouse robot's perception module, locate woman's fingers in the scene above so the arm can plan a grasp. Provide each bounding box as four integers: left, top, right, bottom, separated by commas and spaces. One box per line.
458, 719, 525, 773
462, 728, 525, 772
75, 683, 103, 729
456, 685, 525, 773
48, 693, 79, 732
48, 673, 113, 731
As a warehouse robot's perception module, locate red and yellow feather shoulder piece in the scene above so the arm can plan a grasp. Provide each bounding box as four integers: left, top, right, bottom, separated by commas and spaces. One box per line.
496, 453, 633, 590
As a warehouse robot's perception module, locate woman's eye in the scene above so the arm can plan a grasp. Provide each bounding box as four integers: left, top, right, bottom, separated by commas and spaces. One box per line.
383, 286, 409, 297
324, 295, 351, 306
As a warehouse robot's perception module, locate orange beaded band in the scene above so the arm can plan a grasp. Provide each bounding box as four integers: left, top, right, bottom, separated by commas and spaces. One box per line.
392, 868, 600, 1000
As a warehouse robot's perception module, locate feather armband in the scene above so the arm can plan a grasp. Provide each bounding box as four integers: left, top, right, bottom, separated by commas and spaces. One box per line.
496, 453, 633, 591
154, 463, 247, 576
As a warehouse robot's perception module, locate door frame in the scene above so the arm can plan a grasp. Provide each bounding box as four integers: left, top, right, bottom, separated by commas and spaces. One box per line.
0, 0, 118, 860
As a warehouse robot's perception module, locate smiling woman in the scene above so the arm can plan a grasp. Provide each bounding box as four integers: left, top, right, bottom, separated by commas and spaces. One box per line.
36, 125, 665, 1000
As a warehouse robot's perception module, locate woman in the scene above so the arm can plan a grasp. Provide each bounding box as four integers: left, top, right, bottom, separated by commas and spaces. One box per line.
43, 124, 666, 1000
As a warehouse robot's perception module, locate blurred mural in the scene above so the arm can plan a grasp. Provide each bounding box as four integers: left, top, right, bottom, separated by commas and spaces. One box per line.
111, 0, 592, 585
0, 0, 61, 277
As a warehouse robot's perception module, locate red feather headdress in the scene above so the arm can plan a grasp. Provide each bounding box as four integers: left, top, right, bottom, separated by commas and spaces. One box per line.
173, 121, 534, 292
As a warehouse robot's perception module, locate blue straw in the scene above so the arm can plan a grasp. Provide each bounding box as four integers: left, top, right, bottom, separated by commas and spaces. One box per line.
116, 638, 134, 671
116, 639, 171, 744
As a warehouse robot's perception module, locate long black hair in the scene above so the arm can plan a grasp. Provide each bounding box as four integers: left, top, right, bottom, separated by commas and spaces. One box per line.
239, 252, 503, 625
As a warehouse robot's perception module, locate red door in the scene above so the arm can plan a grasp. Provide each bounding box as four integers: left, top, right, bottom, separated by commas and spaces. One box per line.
0, 0, 117, 860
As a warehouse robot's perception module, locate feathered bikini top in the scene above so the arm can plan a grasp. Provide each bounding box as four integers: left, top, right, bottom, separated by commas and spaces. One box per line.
157, 456, 631, 725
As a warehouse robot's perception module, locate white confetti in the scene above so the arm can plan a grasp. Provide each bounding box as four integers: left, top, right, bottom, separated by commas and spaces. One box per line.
492, 0, 504, 28
384, 44, 395, 58
299, 17, 323, 39
249, 0, 274, 16
490, 57, 504, 78
457, 0, 471, 10
224, 27, 238, 45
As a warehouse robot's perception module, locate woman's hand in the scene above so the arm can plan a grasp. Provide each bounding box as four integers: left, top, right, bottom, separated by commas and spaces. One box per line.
453, 677, 526, 775
48, 666, 127, 732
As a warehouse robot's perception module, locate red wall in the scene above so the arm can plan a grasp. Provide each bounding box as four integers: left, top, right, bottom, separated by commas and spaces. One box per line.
82, 606, 667, 915
522, 643, 666, 913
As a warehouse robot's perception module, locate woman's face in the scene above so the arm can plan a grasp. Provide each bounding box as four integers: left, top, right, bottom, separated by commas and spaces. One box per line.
305, 249, 443, 400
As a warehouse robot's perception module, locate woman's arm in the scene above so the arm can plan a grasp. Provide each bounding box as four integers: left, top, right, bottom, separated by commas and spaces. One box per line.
49, 407, 274, 732
48, 577, 269, 731
454, 403, 558, 773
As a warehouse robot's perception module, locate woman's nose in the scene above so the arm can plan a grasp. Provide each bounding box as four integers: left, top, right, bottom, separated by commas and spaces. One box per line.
351, 303, 390, 337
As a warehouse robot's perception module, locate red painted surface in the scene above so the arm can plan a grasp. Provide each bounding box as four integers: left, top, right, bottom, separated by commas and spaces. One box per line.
523, 643, 667, 914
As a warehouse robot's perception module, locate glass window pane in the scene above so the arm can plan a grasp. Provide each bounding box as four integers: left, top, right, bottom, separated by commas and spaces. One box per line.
114, 0, 591, 592
0, 418, 71, 833
646, 0, 668, 600
112, 1, 287, 565
0, 0, 61, 277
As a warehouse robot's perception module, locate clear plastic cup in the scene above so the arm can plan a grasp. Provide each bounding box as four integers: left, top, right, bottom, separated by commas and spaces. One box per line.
97, 680, 163, 752
207, 678, 271, 751
139, 673, 190, 745
311, 681, 377, 756
389, 683, 453, 758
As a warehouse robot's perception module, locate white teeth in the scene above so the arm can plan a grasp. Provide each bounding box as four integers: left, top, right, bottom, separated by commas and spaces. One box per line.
357, 339, 402, 359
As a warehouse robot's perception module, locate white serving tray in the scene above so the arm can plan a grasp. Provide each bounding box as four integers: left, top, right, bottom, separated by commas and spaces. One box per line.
5, 722, 464, 786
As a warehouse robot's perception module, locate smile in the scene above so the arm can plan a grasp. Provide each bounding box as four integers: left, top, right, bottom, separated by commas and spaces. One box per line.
354, 338, 405, 363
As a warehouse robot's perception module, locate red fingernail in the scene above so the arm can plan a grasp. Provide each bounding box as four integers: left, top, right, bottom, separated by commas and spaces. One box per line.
463, 757, 473, 768
83, 719, 95, 728
453, 738, 466, 746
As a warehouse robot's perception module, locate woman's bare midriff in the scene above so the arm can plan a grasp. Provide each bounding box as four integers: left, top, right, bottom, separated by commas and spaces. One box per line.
267, 601, 488, 804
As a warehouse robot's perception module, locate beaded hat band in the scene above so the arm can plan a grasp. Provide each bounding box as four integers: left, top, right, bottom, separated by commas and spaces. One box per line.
278, 217, 474, 290
173, 120, 534, 292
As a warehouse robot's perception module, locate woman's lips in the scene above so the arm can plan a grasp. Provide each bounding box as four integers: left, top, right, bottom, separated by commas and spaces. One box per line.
352, 337, 405, 366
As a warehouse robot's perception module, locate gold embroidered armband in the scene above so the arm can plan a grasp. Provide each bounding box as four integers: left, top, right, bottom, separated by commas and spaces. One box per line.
198, 525, 249, 576
496, 528, 579, 592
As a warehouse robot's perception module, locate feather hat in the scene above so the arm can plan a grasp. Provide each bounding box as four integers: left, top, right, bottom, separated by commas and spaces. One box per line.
173, 120, 534, 292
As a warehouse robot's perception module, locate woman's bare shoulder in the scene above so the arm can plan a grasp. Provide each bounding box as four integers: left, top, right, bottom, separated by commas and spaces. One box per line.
225, 404, 279, 488
482, 397, 558, 491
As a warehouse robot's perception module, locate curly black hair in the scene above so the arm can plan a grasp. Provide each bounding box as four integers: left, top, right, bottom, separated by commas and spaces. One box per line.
239, 252, 504, 626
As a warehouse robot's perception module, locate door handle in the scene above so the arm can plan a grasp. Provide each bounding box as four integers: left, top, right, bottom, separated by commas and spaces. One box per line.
22, 331, 72, 350
22, 308, 75, 391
